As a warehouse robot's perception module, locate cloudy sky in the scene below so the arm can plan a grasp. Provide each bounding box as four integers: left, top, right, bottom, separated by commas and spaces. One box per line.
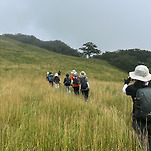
1, 0, 151, 52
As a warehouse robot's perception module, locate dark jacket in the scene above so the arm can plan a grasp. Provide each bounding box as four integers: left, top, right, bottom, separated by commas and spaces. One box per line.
126, 81, 150, 118
53, 76, 60, 84
63, 77, 71, 86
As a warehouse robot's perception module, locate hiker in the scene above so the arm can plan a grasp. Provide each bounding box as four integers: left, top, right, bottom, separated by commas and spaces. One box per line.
123, 65, 151, 150
63, 74, 71, 93
80, 71, 89, 102
48, 72, 54, 86
71, 70, 80, 95
46, 72, 49, 81
53, 73, 60, 88
58, 70, 61, 76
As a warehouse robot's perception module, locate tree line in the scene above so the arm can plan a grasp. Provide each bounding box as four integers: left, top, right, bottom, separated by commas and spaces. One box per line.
94, 49, 151, 72
2, 33, 81, 57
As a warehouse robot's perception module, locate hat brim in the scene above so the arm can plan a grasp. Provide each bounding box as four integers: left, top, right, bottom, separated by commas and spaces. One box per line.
73, 72, 77, 75
129, 71, 151, 82
71, 70, 76, 74
80, 73, 86, 76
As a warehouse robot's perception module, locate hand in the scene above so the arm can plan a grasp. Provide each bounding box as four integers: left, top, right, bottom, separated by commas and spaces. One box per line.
124, 77, 131, 85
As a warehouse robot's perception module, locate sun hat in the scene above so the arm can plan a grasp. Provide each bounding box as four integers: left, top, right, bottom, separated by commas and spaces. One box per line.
71, 70, 76, 74
74, 72, 78, 76
55, 73, 58, 77
129, 65, 151, 82
80, 71, 86, 77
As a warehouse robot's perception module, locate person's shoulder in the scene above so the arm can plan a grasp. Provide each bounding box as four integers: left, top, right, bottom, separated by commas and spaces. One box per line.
125, 84, 138, 97
126, 84, 137, 92
127, 83, 135, 88
83, 77, 88, 81
147, 82, 151, 87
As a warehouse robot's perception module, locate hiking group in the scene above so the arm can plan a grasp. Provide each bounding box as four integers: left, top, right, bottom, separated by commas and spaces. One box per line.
46, 65, 151, 149
46, 70, 90, 102
46, 71, 61, 88
123, 64, 151, 150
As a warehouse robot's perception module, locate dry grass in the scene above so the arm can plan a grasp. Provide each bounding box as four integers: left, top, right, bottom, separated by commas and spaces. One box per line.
0, 37, 146, 150
0, 74, 144, 151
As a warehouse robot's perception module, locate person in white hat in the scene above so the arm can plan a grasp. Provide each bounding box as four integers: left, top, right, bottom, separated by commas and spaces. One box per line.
123, 64, 151, 150
46, 72, 49, 81
71, 70, 80, 95
79, 71, 90, 102
48, 72, 54, 87
71, 70, 76, 75
53, 73, 60, 88
123, 65, 151, 94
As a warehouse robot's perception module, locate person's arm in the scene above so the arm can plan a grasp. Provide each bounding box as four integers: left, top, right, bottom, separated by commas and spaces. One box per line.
71, 75, 73, 85
63, 78, 65, 84
123, 77, 131, 94
123, 84, 128, 94
86, 77, 89, 89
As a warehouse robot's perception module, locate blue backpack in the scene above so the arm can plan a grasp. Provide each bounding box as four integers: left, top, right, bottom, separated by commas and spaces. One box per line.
48, 74, 53, 82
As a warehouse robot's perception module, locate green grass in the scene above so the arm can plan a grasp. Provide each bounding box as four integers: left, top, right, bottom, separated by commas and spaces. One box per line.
0, 37, 146, 150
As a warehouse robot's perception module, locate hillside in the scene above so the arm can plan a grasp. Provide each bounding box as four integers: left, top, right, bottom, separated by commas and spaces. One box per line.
0, 36, 126, 82
0, 37, 143, 150
1, 33, 81, 57
95, 49, 151, 72
3, 34, 151, 74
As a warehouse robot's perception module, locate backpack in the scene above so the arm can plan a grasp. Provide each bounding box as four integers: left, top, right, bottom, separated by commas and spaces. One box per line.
65, 78, 71, 86
73, 75, 80, 84
48, 74, 53, 82
54, 76, 60, 84
80, 77, 88, 90
135, 87, 151, 121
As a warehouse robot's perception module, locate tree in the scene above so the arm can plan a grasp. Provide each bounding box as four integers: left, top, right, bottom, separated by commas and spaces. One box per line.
79, 42, 101, 58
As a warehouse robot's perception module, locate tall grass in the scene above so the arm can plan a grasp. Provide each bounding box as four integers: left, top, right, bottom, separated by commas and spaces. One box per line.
0, 74, 145, 150
0, 37, 146, 150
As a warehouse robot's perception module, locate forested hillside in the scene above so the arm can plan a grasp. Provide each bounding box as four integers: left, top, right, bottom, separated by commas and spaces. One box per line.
1, 33, 81, 57
95, 49, 151, 72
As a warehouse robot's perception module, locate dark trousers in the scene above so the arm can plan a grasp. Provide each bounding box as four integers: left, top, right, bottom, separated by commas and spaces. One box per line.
73, 86, 79, 95
49, 81, 53, 87
81, 89, 89, 101
132, 118, 151, 151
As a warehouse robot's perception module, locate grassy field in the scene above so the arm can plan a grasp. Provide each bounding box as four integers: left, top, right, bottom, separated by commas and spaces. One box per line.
0, 37, 146, 150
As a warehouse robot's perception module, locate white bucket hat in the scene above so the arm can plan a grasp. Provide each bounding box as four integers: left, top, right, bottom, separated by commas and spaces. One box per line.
129, 65, 151, 82
55, 73, 58, 77
71, 70, 76, 74
80, 71, 86, 77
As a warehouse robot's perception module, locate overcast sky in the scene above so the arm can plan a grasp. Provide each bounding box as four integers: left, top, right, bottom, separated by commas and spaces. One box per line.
1, 0, 151, 52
